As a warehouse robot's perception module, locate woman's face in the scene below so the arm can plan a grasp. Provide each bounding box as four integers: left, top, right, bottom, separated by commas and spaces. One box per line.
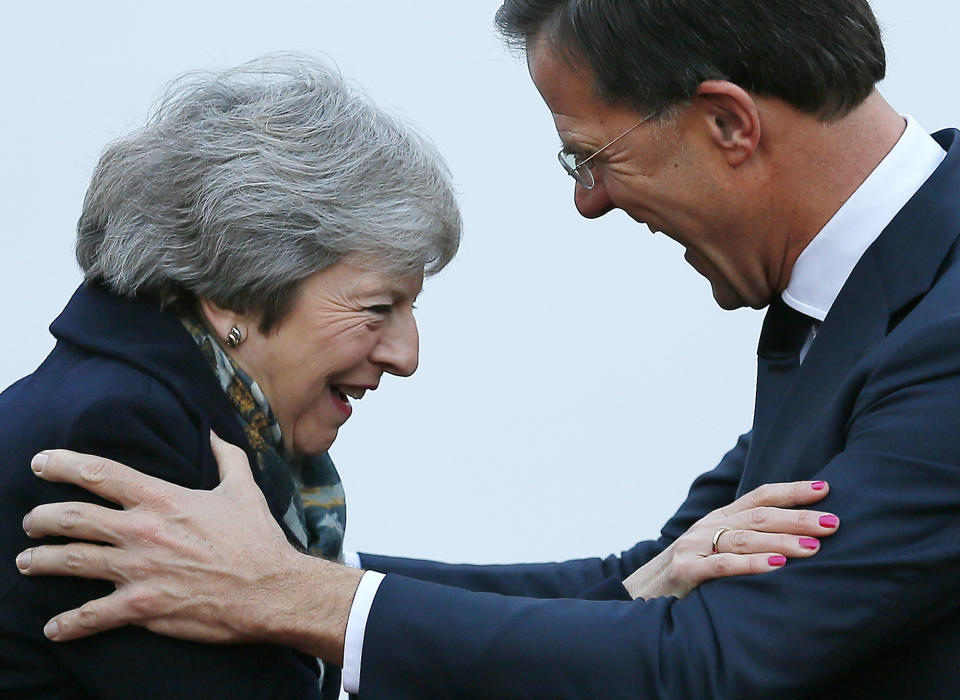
211, 260, 423, 456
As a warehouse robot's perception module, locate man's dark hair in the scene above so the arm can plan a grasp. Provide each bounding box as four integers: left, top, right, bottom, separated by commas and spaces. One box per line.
495, 0, 886, 119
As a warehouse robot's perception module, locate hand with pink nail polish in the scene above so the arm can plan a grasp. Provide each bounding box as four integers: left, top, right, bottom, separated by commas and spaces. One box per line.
624, 480, 840, 600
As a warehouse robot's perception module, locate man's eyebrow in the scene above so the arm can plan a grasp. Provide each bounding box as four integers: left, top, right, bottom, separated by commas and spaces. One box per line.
560, 139, 588, 156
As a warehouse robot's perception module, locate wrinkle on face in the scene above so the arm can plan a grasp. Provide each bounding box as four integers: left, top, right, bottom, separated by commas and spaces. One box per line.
229, 260, 423, 456
529, 39, 793, 310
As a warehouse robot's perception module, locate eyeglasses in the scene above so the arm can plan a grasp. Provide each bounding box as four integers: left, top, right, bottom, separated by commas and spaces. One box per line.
557, 111, 658, 189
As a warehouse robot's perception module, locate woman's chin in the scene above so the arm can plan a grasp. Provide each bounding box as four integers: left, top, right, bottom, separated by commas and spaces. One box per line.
291, 429, 338, 457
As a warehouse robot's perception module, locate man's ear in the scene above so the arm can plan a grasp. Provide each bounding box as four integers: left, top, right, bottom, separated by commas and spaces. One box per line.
695, 80, 761, 167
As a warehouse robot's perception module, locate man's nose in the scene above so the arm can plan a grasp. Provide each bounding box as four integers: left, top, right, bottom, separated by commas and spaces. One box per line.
573, 176, 615, 218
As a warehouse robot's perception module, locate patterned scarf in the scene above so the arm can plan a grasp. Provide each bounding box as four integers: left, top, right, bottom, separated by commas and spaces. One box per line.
179, 316, 347, 561
181, 316, 346, 696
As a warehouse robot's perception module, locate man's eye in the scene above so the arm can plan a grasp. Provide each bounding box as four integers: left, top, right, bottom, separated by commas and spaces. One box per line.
366, 305, 392, 315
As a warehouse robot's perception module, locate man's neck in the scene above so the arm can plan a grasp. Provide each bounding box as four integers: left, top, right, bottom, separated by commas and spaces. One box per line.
757, 91, 906, 294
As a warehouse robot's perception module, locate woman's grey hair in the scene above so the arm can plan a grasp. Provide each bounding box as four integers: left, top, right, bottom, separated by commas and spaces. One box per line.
77, 53, 462, 330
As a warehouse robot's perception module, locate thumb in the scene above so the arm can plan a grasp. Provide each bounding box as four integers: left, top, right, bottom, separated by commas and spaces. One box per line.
209, 430, 256, 487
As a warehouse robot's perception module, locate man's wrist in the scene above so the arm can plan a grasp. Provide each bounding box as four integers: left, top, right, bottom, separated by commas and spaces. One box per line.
256, 553, 365, 665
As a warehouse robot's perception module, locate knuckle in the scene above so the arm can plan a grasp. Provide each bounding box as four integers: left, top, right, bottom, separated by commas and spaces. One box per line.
748, 555, 768, 573
127, 559, 155, 581
143, 487, 177, 512
747, 508, 768, 527
65, 546, 89, 570
753, 483, 775, 503
712, 557, 731, 576
131, 517, 165, 547
731, 531, 750, 552
740, 490, 762, 510
781, 534, 801, 551
80, 459, 111, 484
127, 588, 160, 617
76, 603, 101, 629
57, 505, 84, 531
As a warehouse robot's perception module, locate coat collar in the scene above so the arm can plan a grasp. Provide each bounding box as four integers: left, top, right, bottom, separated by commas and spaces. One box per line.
49, 284, 304, 541
740, 129, 960, 493
50, 283, 238, 443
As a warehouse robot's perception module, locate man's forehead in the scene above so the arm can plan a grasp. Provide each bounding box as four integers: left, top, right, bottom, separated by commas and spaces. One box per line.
528, 41, 648, 137
527, 40, 594, 107
531, 58, 598, 138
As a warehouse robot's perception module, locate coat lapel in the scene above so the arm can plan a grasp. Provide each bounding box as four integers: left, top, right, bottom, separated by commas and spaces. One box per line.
739, 129, 960, 494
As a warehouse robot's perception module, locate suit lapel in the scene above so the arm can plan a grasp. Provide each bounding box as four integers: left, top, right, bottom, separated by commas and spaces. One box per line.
740, 259, 888, 494
739, 129, 960, 494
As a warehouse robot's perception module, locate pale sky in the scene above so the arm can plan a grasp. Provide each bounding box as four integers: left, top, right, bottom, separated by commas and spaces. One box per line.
1, 1, 957, 573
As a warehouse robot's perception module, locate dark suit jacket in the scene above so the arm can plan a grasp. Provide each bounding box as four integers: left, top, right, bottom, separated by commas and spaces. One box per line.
354, 129, 960, 699
0, 285, 325, 699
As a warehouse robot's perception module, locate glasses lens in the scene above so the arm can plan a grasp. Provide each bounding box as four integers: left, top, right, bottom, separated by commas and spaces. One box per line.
557, 151, 594, 189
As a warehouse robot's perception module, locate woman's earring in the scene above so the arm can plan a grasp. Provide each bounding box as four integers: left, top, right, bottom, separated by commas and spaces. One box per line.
225, 325, 244, 348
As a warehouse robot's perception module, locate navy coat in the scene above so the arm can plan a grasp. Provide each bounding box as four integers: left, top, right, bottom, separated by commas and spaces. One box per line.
0, 285, 326, 698
353, 130, 960, 698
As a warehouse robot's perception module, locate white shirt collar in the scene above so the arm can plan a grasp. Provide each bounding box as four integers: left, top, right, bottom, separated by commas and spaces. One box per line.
782, 116, 947, 321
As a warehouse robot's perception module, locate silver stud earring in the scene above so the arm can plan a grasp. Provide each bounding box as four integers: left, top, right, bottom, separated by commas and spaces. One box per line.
225, 325, 244, 348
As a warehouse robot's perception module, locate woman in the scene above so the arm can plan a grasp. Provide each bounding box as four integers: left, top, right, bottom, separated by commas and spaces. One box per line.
0, 53, 459, 699
7, 55, 835, 698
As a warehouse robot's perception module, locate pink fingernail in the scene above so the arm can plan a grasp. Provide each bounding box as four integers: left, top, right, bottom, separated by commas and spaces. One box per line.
799, 537, 819, 550
31, 453, 48, 473
768, 555, 787, 566
811, 481, 826, 491
819, 515, 839, 528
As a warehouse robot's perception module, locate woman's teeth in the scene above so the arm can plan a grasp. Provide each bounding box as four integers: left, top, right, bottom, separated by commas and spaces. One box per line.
334, 387, 365, 401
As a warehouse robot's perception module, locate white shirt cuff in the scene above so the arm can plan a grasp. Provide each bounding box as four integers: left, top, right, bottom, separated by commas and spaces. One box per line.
341, 570, 386, 694
342, 550, 362, 569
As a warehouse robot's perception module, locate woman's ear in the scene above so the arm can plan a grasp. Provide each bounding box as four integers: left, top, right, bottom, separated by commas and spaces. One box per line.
695, 80, 761, 167
198, 298, 247, 347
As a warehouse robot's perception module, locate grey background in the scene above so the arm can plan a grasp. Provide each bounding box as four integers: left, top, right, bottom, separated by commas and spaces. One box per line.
1, 2, 956, 578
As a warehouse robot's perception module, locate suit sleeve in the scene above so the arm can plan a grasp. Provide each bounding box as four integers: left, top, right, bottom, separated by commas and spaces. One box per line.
358, 432, 750, 600
355, 318, 960, 699
1, 388, 323, 700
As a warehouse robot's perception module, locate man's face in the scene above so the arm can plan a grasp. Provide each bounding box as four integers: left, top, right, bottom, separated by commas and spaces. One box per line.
527, 42, 771, 310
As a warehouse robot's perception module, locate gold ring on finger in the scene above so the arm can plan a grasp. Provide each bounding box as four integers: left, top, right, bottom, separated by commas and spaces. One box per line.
711, 527, 730, 555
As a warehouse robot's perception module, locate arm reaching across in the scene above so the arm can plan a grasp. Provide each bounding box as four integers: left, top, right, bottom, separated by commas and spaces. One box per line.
17, 433, 835, 658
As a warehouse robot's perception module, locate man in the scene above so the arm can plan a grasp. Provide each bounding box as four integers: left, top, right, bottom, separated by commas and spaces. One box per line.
13, 0, 960, 697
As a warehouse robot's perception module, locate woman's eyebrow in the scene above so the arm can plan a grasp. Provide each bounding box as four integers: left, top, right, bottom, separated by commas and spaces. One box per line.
354, 282, 421, 301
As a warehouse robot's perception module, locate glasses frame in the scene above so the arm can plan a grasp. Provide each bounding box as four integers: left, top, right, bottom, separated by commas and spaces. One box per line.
557, 111, 658, 189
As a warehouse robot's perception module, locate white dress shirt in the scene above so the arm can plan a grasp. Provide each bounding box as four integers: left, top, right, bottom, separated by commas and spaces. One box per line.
783, 116, 946, 321
340, 116, 947, 695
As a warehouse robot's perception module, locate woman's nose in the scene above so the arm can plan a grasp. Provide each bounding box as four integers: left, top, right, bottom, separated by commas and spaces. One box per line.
573, 176, 615, 219
374, 312, 419, 377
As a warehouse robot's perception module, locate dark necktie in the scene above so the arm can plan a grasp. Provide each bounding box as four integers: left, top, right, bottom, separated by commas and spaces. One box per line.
752, 298, 817, 442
